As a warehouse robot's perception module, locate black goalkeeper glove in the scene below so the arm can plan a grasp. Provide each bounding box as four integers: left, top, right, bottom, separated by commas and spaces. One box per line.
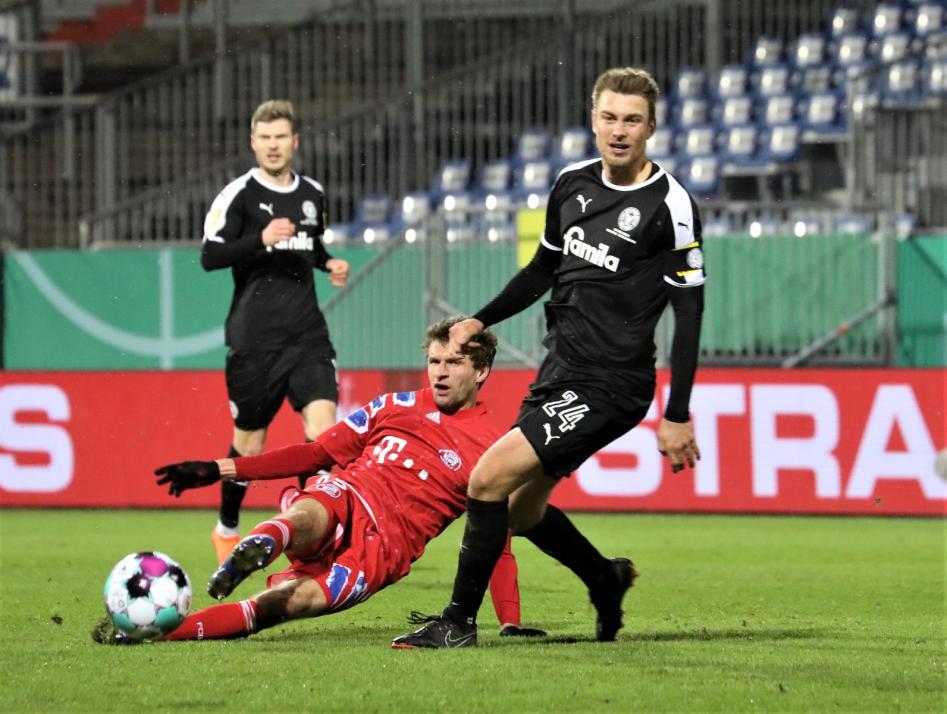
154, 460, 221, 497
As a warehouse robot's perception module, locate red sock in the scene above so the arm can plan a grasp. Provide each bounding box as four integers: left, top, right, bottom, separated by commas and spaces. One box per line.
248, 517, 295, 565
161, 600, 259, 641
488, 532, 521, 627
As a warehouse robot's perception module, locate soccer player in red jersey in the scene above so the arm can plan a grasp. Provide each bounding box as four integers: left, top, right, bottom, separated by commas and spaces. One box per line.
93, 318, 542, 644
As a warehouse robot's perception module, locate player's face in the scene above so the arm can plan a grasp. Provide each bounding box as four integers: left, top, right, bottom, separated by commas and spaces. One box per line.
426, 341, 488, 414
250, 118, 298, 178
591, 90, 655, 184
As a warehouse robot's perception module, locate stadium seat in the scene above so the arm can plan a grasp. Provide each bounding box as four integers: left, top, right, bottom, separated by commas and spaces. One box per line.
875, 31, 913, 63
714, 64, 751, 98
750, 36, 784, 67
833, 212, 874, 234
359, 223, 395, 244
870, 3, 904, 37
828, 6, 861, 38
921, 58, 947, 95
354, 194, 392, 227
655, 97, 671, 127
399, 192, 432, 226
832, 32, 870, 68
881, 59, 921, 103
911, 2, 945, 38
924, 29, 947, 58
789, 212, 825, 236
797, 63, 835, 94
760, 124, 802, 163
431, 160, 471, 198
672, 66, 708, 99
677, 124, 716, 158
799, 92, 848, 140
445, 223, 477, 243
675, 97, 710, 127
747, 215, 784, 237
440, 191, 475, 225
551, 127, 592, 167
647, 126, 676, 158
514, 128, 550, 162
679, 155, 721, 196
702, 214, 734, 236
475, 159, 513, 194
481, 190, 515, 225
753, 63, 793, 96
481, 219, 518, 243
791, 33, 827, 68
322, 223, 356, 245
719, 124, 763, 171
717, 95, 754, 126
512, 159, 553, 209
758, 93, 796, 126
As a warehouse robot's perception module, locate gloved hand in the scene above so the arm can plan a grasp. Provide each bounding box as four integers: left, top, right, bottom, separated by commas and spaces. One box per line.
154, 460, 221, 497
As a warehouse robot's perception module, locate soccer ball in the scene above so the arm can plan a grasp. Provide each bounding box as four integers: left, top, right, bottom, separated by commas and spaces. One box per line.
103, 551, 192, 642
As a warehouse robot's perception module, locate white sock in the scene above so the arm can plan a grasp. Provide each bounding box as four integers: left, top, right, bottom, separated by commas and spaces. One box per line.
215, 521, 240, 537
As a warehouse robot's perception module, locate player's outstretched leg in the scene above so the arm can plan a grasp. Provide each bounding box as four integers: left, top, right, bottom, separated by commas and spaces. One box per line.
590, 557, 638, 642
207, 534, 277, 600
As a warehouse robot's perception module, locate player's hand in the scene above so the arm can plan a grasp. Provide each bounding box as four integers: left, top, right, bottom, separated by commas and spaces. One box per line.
261, 218, 296, 246
326, 258, 350, 287
154, 460, 221, 497
447, 317, 485, 356
657, 419, 700, 473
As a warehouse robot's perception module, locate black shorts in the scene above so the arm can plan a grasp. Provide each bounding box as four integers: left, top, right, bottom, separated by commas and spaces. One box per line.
515, 356, 654, 478
225, 342, 339, 431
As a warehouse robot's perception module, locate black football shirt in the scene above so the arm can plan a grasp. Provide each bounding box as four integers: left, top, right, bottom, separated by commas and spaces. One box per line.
201, 168, 335, 353
540, 158, 706, 370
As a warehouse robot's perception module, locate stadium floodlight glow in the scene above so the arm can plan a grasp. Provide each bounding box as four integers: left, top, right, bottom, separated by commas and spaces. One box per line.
488, 228, 499, 243
749, 221, 763, 238
405, 228, 417, 244
793, 220, 807, 237
527, 193, 540, 209
485, 194, 498, 211
364, 228, 376, 244
323, 228, 336, 245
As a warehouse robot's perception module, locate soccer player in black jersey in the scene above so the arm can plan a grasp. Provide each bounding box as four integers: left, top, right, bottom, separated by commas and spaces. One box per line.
393, 67, 705, 648
200, 100, 350, 564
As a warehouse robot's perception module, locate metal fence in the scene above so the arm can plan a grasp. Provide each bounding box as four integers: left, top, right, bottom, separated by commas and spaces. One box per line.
1, 0, 877, 249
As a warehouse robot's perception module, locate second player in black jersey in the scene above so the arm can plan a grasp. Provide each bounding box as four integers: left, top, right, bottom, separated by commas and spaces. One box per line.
394, 67, 705, 650
199, 99, 350, 565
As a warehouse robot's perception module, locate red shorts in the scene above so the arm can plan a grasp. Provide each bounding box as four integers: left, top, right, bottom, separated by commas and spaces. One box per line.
265, 476, 394, 613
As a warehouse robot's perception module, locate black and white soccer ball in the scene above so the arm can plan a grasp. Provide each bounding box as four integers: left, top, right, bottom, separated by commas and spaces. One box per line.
103, 551, 192, 642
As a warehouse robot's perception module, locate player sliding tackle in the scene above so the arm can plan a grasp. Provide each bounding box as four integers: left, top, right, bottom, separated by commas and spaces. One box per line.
93, 318, 544, 644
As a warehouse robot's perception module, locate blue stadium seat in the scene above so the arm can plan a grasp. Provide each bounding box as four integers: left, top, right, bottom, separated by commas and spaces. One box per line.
354, 194, 392, 227
716, 95, 754, 126
675, 97, 710, 127
924, 29, 947, 58
714, 64, 751, 98
514, 128, 550, 162
757, 93, 796, 126
799, 92, 848, 140
358, 223, 395, 244
921, 58, 947, 96
753, 63, 793, 97
677, 124, 716, 158
440, 191, 475, 225
875, 31, 913, 63
833, 212, 874, 234
322, 222, 356, 245
647, 125, 675, 158
750, 36, 784, 67
759, 124, 802, 163
679, 155, 721, 196
797, 63, 835, 94
655, 97, 671, 127
480, 219, 518, 243
832, 32, 870, 68
431, 160, 471, 198
870, 3, 905, 37
881, 59, 922, 103
512, 159, 553, 209
791, 33, 828, 69
828, 6, 861, 39
551, 127, 592, 168
480, 190, 516, 225
399, 192, 432, 227
719, 124, 763, 170
672, 66, 708, 100
911, 2, 945, 38
475, 159, 512, 194
445, 223, 478, 243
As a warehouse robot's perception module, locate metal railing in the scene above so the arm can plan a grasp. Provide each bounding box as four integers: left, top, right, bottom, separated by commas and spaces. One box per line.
3, 0, 875, 250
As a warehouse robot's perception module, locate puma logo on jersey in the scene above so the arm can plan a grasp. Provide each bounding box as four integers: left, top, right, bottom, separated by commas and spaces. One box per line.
576, 194, 592, 213
259, 203, 274, 216
543, 423, 561, 445
562, 226, 620, 272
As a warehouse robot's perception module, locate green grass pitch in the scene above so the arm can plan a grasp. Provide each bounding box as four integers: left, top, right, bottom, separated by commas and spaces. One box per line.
0, 509, 944, 713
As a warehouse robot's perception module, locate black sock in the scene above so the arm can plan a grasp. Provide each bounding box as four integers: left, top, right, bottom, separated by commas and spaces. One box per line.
519, 505, 612, 592
442, 497, 509, 627
218, 445, 246, 529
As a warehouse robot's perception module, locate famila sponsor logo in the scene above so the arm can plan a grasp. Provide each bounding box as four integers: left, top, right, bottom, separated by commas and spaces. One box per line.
562, 226, 620, 272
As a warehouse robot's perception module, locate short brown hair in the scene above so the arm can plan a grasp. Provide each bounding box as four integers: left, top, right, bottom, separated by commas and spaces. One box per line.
591, 67, 660, 124
250, 99, 296, 134
422, 316, 497, 370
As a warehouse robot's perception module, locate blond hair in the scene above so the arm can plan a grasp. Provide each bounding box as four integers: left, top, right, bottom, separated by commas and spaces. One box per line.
250, 99, 296, 134
591, 67, 660, 124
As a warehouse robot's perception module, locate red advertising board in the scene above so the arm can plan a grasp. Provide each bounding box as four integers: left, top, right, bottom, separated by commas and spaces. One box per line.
1, 369, 944, 515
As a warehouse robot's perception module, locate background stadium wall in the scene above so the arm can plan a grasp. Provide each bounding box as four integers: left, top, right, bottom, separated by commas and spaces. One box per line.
6, 233, 941, 370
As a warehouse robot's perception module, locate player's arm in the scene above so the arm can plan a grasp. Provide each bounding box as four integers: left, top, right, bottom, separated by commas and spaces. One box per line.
658, 199, 705, 472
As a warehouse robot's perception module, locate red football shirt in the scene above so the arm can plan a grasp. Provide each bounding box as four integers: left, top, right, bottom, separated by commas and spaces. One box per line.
316, 388, 501, 577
